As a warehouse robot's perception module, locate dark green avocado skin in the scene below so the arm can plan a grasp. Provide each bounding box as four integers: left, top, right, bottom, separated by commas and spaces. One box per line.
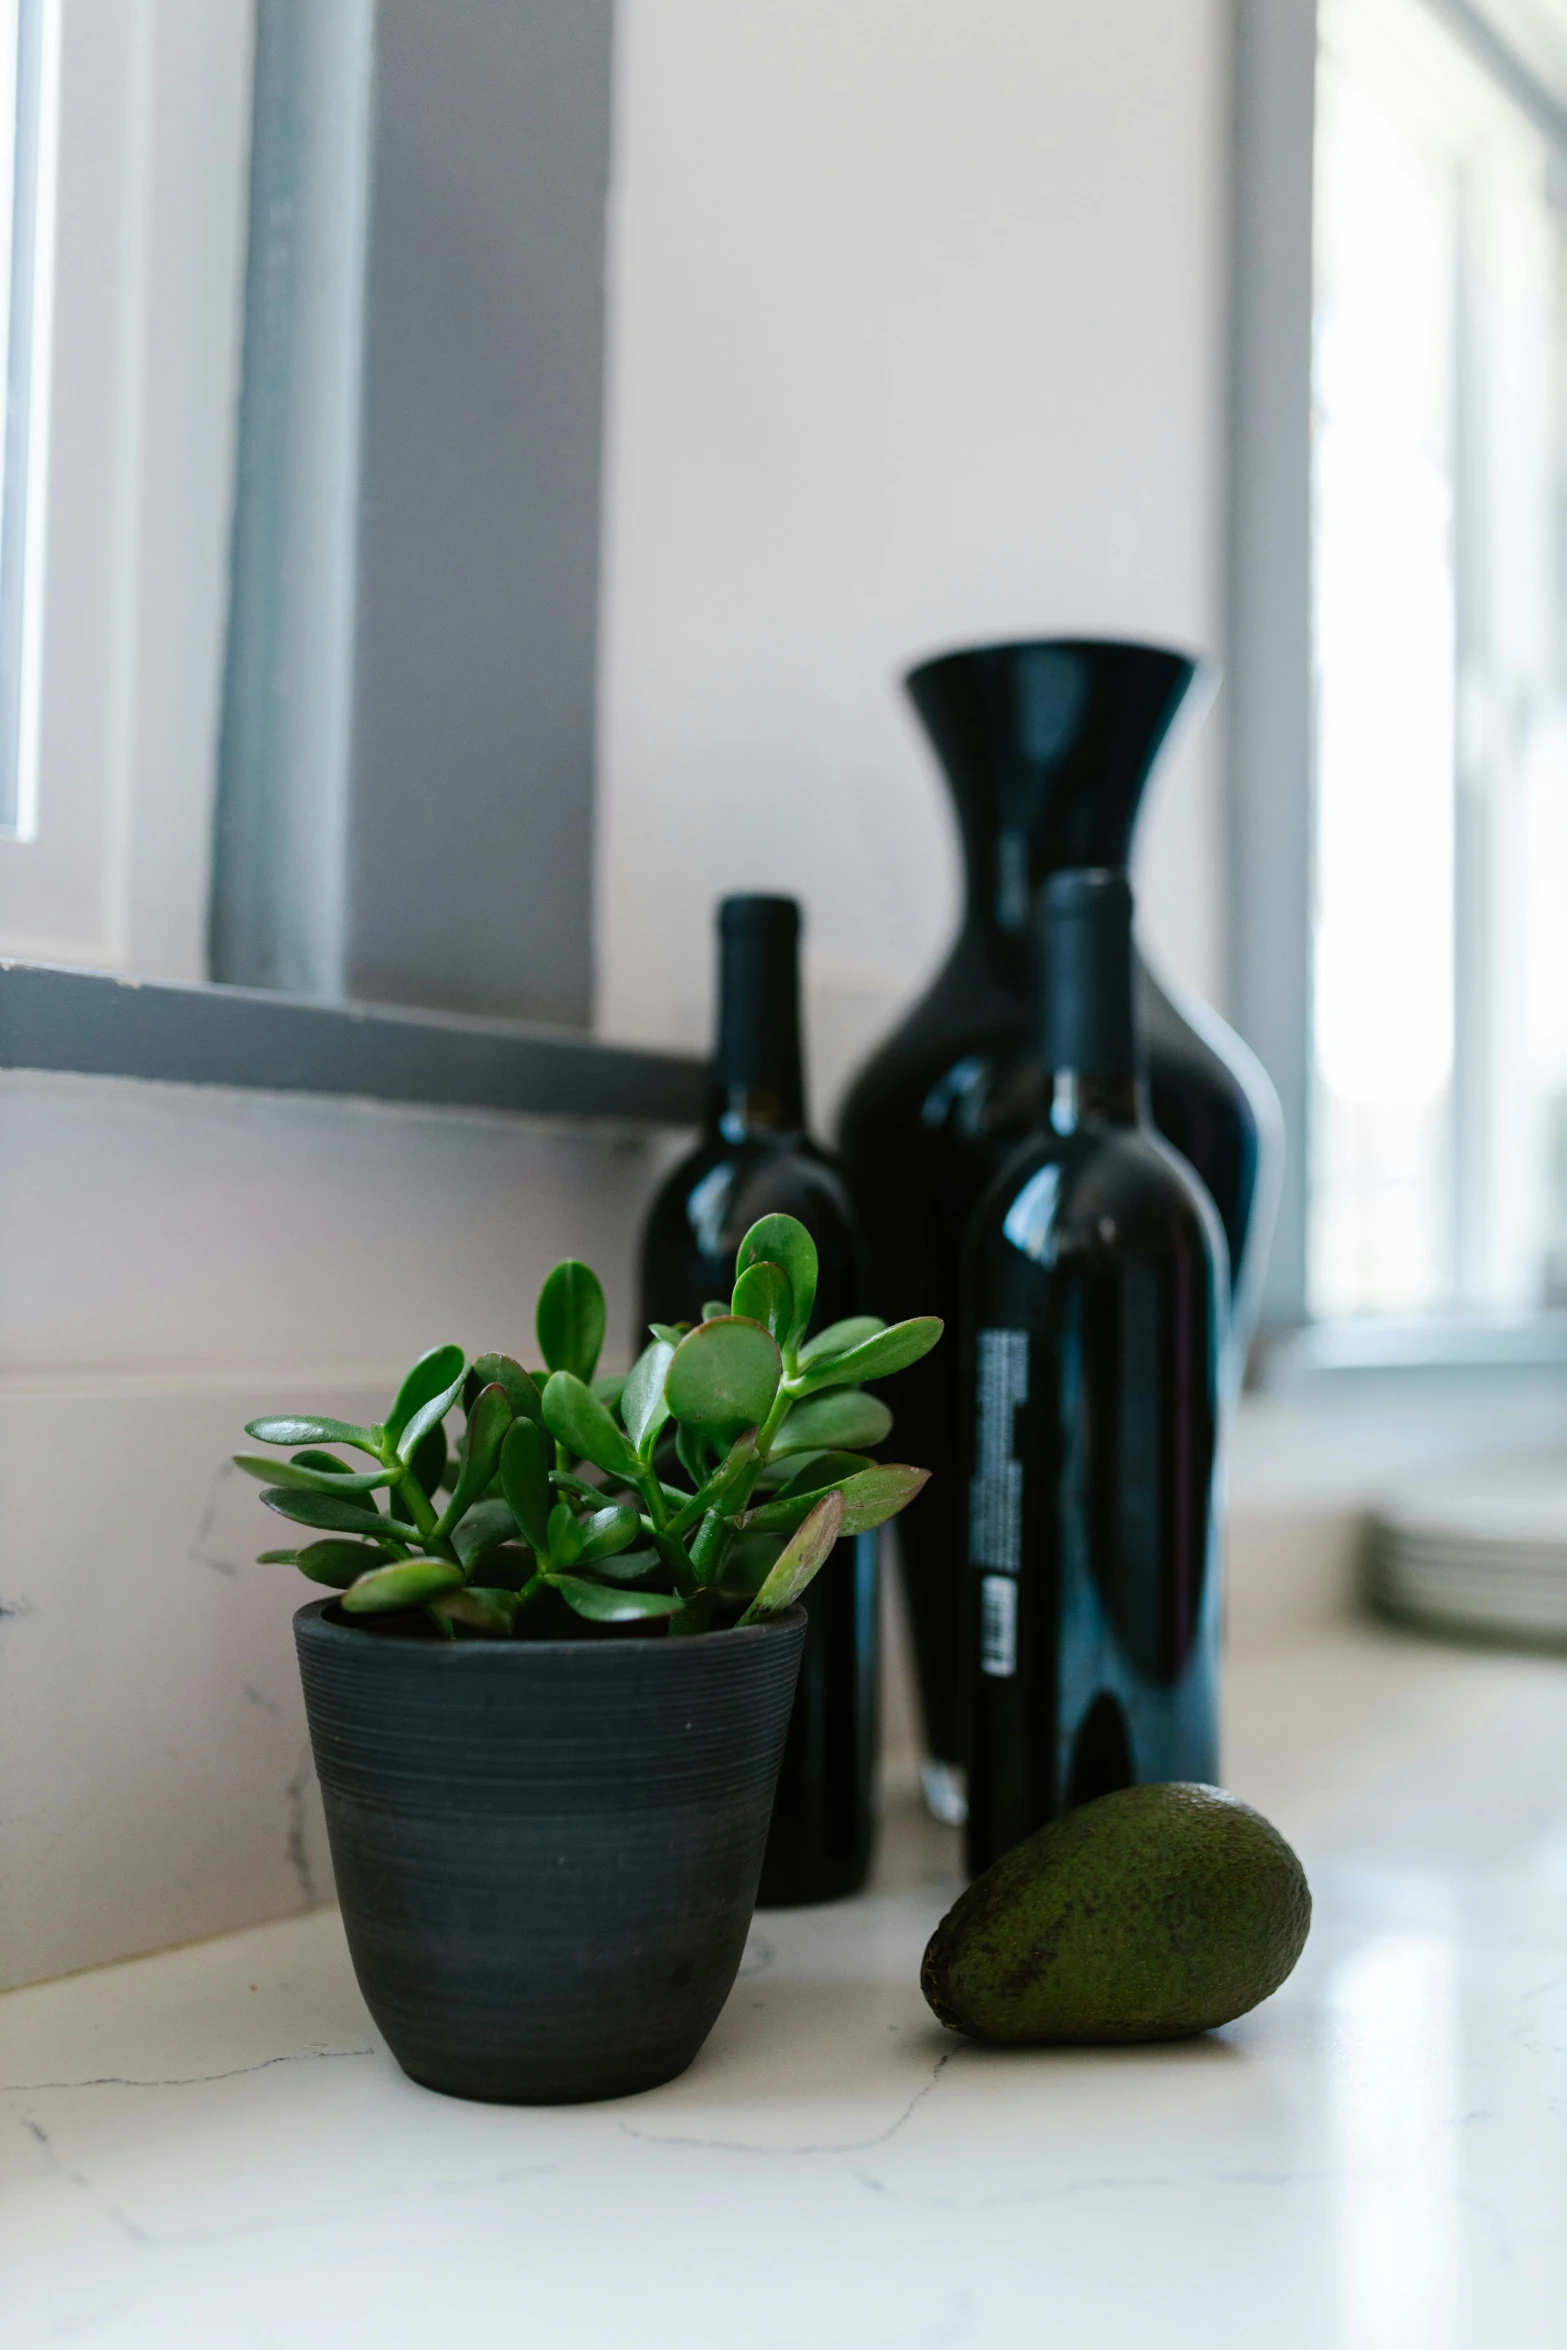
921, 1783, 1312, 2044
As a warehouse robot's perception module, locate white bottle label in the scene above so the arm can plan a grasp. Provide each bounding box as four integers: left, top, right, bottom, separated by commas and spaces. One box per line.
969, 1327, 1028, 1570
979, 1574, 1018, 1677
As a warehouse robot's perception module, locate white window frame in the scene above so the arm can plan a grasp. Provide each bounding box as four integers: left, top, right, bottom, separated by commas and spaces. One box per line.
1229, 0, 1567, 1363
0, 0, 252, 979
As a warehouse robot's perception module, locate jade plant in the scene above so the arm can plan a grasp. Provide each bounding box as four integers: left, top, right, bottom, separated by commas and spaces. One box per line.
235, 1214, 941, 1638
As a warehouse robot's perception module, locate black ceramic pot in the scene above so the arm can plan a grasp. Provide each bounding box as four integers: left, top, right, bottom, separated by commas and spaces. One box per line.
839, 638, 1282, 1810
294, 1601, 807, 2104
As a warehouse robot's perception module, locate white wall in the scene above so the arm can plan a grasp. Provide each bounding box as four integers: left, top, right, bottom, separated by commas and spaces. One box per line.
0, 1070, 685, 1989
595, 0, 1232, 1123
0, 1071, 673, 1387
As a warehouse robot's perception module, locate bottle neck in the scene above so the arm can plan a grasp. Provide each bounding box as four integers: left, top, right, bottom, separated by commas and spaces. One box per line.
711, 909, 806, 1139
1038, 872, 1139, 1131
1048, 1070, 1142, 1134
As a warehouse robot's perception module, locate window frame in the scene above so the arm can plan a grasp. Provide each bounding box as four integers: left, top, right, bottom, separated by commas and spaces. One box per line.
0, 0, 697, 1129
1228, 0, 1567, 1363
0, 0, 252, 978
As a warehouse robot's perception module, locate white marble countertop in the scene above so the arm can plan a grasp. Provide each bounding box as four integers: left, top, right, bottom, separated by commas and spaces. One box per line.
6, 1616, 1567, 2350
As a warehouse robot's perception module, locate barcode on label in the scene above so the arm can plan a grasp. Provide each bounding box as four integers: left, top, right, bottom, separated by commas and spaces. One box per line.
969, 1328, 1028, 1570
979, 1574, 1017, 1677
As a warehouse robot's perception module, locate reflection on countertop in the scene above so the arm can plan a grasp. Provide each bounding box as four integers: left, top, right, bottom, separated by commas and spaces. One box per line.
5, 1616, 1567, 2348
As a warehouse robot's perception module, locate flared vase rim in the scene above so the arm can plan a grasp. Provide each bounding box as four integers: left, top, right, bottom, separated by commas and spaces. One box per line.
902, 634, 1210, 695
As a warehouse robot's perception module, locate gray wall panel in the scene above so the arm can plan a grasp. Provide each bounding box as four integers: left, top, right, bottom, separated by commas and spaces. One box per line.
1226, 0, 1318, 1329
212, 0, 613, 1029
209, 0, 372, 997
347, 0, 613, 1025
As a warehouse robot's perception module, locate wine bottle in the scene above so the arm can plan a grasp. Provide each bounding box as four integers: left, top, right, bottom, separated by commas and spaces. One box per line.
638, 894, 878, 1905
963, 869, 1225, 1877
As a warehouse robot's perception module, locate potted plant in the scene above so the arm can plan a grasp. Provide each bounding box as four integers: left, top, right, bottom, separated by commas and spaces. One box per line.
237, 1213, 941, 2104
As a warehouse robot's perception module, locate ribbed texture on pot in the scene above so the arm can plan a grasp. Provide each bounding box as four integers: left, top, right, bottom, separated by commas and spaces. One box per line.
295, 1602, 806, 2104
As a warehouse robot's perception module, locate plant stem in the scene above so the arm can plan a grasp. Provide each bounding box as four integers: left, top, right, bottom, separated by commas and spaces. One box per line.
688, 1509, 731, 1586
666, 1427, 771, 1543
632, 1465, 699, 1597
549, 1471, 606, 1505
641, 1518, 698, 1597
668, 1588, 714, 1637
757, 1383, 797, 1455
637, 1464, 671, 1534
511, 1567, 550, 1618
386, 1441, 459, 1569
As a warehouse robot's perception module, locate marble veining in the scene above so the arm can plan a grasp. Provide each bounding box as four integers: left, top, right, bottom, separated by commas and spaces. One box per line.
615, 2050, 953, 2159
5, 1620, 1567, 2348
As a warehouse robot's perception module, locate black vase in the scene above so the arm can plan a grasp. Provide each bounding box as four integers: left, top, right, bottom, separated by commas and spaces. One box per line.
838, 638, 1281, 1818
295, 1600, 806, 2103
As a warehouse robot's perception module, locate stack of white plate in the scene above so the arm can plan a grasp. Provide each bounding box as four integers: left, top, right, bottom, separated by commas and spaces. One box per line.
1367, 1454, 1567, 1645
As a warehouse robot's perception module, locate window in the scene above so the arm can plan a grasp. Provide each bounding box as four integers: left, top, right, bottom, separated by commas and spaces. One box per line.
0, 0, 250, 978
0, 0, 52, 841
1311, 0, 1567, 1318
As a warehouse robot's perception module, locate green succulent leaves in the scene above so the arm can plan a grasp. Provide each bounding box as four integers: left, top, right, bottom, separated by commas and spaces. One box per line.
730, 1259, 791, 1342
236, 1220, 942, 1643
244, 1413, 378, 1454
771, 1389, 893, 1456
744, 1458, 931, 1537
340, 1557, 465, 1614
292, 1539, 393, 1588
386, 1345, 466, 1457
537, 1260, 606, 1384
435, 1381, 512, 1533
579, 1504, 641, 1563
541, 1371, 638, 1482
551, 1575, 683, 1624
793, 1317, 943, 1394
499, 1417, 552, 1553
620, 1337, 676, 1455
433, 1585, 521, 1636
739, 1490, 844, 1624
409, 1424, 448, 1498
469, 1353, 543, 1423
261, 1487, 420, 1542
665, 1317, 781, 1440
233, 1454, 393, 1495
547, 1502, 584, 1567
451, 1498, 518, 1573
797, 1316, 884, 1367
735, 1215, 817, 1351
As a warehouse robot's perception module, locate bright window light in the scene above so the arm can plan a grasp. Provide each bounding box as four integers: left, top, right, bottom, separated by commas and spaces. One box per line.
1311, 0, 1567, 1318
0, 0, 54, 842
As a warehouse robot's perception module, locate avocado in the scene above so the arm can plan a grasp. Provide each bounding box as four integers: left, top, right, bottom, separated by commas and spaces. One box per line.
921, 1782, 1311, 2044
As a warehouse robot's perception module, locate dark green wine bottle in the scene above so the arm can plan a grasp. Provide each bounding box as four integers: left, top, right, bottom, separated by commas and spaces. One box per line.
963, 869, 1225, 1876
638, 895, 878, 1904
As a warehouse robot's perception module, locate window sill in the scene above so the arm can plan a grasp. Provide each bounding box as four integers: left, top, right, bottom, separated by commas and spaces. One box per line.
0, 961, 705, 1126
1257, 1313, 1567, 1382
